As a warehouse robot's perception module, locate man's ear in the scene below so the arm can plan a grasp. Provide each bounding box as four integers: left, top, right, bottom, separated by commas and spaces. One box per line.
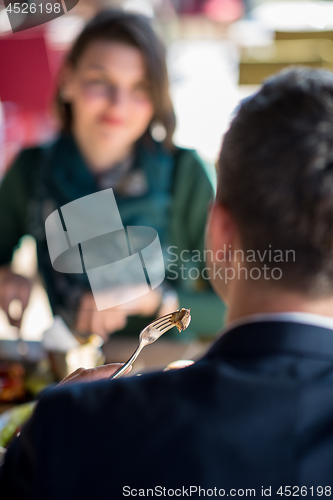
206, 202, 236, 261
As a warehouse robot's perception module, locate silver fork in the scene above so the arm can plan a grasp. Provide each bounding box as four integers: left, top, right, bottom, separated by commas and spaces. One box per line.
110, 312, 176, 379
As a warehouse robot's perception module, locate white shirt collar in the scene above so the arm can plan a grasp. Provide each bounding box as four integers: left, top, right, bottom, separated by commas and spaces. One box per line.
223, 311, 333, 335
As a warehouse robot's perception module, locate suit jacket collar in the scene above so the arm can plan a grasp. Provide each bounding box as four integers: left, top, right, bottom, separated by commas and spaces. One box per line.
205, 320, 333, 362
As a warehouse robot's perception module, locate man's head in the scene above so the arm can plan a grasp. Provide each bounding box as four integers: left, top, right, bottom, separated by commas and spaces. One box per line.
207, 67, 333, 303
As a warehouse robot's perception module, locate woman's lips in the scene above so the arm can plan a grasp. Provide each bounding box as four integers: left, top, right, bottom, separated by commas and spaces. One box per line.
99, 115, 125, 126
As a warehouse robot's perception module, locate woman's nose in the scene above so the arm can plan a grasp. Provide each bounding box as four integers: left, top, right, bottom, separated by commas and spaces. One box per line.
107, 86, 128, 106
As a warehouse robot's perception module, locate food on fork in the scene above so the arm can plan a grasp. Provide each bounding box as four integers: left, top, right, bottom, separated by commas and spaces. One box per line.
110, 308, 192, 379
169, 308, 191, 332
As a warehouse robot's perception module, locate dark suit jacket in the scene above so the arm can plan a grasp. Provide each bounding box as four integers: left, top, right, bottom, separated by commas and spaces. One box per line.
2, 320, 333, 499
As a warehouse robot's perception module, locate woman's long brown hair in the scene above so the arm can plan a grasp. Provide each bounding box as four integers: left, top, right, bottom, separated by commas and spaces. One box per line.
54, 9, 176, 149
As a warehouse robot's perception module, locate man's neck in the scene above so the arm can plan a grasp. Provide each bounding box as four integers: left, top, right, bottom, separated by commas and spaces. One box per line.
226, 282, 333, 326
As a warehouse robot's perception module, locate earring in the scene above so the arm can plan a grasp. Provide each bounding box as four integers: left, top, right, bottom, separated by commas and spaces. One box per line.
150, 121, 167, 142
60, 87, 72, 102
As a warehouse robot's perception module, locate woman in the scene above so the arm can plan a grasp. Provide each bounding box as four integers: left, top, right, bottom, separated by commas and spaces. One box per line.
0, 10, 225, 362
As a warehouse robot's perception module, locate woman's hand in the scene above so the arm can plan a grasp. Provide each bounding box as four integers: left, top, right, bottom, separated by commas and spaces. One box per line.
75, 287, 176, 340
58, 363, 132, 386
0, 267, 32, 328
75, 293, 129, 339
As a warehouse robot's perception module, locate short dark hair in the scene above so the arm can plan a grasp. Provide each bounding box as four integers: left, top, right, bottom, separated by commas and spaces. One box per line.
217, 66, 333, 295
54, 9, 175, 149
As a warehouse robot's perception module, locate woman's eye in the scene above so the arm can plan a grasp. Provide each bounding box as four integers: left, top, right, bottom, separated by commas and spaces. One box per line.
133, 84, 151, 96
81, 79, 110, 96
87, 79, 107, 86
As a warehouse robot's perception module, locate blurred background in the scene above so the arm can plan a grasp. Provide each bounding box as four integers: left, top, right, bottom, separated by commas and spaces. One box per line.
1, 0, 333, 341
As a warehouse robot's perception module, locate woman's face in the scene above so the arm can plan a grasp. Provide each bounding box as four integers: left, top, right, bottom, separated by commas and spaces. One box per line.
64, 40, 155, 156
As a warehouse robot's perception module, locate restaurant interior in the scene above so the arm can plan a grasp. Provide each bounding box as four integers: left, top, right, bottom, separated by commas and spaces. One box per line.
1, 0, 333, 463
